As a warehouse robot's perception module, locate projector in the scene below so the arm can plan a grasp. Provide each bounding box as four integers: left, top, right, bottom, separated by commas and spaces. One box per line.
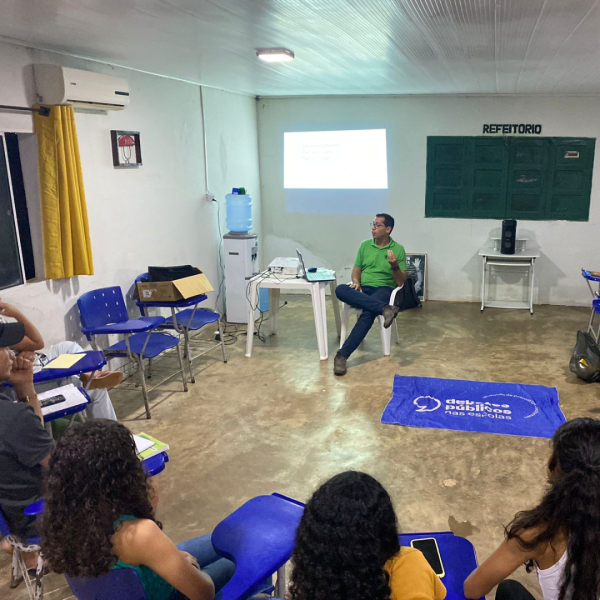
268, 257, 300, 276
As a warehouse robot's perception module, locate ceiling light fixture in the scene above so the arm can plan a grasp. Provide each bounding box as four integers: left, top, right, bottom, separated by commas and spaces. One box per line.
256, 48, 295, 63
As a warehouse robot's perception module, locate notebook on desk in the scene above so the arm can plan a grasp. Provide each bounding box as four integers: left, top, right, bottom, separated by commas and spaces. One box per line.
296, 249, 336, 282
38, 383, 88, 416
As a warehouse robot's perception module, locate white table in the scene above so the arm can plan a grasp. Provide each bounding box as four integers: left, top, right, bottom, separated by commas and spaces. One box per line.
479, 248, 540, 314
245, 272, 341, 360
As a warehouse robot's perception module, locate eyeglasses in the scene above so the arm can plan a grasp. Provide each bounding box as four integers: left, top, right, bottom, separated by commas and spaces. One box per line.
370, 222, 386, 229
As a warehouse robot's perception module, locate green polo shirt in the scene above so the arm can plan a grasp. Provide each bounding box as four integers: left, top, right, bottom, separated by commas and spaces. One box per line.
355, 237, 406, 288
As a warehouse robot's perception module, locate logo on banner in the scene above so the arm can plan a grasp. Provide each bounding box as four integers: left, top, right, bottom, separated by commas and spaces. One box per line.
412, 393, 539, 421
413, 396, 441, 412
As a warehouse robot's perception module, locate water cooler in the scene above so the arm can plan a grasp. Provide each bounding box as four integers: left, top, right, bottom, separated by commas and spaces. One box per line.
224, 233, 258, 323
223, 187, 259, 323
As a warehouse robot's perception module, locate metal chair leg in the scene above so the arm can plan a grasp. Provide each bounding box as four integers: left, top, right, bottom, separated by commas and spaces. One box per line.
183, 328, 194, 383
218, 319, 227, 363
136, 356, 152, 419
175, 340, 188, 392
34, 554, 44, 600
589, 309, 598, 342
124, 335, 151, 419
275, 565, 286, 598
10, 549, 19, 588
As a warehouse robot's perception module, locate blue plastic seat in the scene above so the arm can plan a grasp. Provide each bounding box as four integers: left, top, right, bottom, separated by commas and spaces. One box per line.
141, 452, 169, 477
398, 531, 482, 600
66, 569, 148, 600
0, 503, 45, 599
212, 493, 304, 600
582, 270, 600, 342
212, 494, 481, 600
134, 273, 226, 384
163, 308, 220, 330
109, 332, 180, 360
78, 286, 188, 419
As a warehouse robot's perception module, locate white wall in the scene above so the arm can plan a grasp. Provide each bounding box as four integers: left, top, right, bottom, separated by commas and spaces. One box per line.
0, 40, 260, 345
0, 43, 37, 134
257, 95, 600, 306
201, 87, 262, 305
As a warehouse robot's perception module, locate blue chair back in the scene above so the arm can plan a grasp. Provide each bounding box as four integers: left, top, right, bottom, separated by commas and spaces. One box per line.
66, 569, 148, 600
0, 505, 41, 545
134, 274, 149, 317
0, 507, 11, 537
78, 287, 129, 332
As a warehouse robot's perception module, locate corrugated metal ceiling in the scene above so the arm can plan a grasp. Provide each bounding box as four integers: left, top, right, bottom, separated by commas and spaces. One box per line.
2, 0, 600, 96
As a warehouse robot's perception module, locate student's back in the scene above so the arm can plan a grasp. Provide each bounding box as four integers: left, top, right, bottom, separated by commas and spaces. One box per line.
42, 420, 234, 600
289, 471, 446, 600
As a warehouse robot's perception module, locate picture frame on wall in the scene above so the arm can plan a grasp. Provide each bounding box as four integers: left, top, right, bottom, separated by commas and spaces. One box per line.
405, 253, 427, 300
110, 130, 142, 168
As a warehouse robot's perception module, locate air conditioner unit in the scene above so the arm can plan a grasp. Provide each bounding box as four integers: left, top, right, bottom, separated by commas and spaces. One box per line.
33, 64, 129, 110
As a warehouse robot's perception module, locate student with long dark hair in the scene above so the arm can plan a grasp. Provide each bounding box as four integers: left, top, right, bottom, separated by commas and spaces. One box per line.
290, 471, 446, 600
42, 420, 235, 600
464, 418, 600, 600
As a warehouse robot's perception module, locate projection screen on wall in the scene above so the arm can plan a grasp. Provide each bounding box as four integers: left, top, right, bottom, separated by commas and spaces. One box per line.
284, 129, 388, 214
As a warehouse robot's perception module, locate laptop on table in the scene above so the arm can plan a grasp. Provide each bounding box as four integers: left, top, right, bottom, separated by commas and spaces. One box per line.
296, 249, 336, 282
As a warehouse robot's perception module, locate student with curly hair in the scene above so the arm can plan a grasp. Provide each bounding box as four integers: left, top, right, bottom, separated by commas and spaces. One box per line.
464, 418, 600, 600
289, 471, 446, 600
42, 420, 235, 600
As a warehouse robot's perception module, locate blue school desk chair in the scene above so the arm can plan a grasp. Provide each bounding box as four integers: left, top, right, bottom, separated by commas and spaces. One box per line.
0, 501, 45, 600
212, 493, 303, 600
398, 531, 482, 600
582, 270, 600, 342
66, 568, 148, 600
77, 286, 188, 419
66, 493, 481, 600
134, 273, 226, 384
211, 494, 481, 600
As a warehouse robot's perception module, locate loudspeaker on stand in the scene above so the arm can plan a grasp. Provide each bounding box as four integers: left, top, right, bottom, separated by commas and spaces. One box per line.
501, 219, 517, 255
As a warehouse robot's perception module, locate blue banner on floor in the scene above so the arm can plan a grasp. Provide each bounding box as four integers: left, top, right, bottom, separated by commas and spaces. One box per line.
381, 375, 566, 438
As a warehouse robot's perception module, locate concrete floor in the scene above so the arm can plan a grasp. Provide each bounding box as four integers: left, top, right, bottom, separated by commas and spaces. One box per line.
1, 297, 599, 600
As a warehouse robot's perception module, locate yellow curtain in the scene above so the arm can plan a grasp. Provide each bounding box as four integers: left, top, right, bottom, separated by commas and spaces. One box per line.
34, 105, 94, 279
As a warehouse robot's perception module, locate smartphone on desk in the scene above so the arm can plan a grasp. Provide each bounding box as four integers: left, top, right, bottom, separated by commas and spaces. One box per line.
40, 394, 66, 409
410, 537, 445, 578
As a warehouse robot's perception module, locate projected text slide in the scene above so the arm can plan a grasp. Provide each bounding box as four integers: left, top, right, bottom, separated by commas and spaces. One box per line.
284, 129, 388, 189
284, 129, 389, 214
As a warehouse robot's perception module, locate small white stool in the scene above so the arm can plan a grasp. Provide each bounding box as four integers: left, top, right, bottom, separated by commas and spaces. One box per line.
339, 286, 402, 356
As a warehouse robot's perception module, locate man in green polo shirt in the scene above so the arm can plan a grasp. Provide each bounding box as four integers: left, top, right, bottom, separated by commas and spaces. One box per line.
334, 213, 407, 376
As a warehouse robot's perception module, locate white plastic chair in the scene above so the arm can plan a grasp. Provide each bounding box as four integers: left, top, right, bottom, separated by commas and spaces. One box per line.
339, 286, 402, 356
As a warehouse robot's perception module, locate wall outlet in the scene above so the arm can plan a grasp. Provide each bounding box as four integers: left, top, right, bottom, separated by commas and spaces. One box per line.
205, 192, 215, 202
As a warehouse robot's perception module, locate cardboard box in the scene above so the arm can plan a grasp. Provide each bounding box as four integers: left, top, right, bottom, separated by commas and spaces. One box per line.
136, 270, 214, 302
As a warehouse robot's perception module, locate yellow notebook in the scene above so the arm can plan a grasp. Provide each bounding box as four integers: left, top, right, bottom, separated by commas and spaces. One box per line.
42, 353, 85, 369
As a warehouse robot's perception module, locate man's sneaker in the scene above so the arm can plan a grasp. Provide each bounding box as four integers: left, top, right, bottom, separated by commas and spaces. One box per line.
333, 352, 347, 376
382, 305, 399, 329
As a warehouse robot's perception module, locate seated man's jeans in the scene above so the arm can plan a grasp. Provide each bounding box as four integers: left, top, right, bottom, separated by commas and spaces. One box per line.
335, 284, 393, 358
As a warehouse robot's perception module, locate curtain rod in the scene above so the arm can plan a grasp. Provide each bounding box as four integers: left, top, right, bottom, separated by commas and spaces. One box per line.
0, 105, 50, 117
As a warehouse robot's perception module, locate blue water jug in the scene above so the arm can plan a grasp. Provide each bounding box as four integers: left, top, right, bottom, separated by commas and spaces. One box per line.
225, 187, 252, 233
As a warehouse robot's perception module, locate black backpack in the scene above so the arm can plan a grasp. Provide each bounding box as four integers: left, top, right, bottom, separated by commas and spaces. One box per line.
147, 265, 199, 282
569, 330, 600, 383
394, 277, 422, 311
